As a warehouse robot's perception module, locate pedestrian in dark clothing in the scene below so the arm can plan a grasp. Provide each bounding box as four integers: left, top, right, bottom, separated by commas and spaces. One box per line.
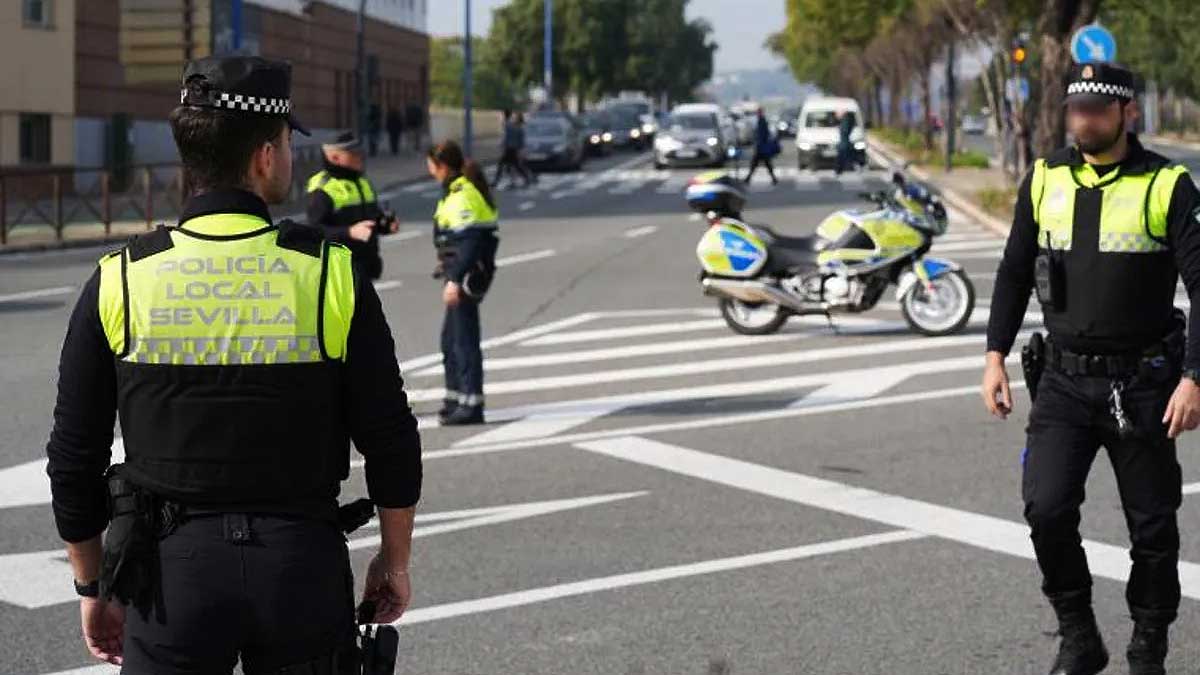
515, 113, 537, 185
492, 110, 531, 188
387, 107, 404, 156
406, 103, 425, 150
835, 110, 856, 175
744, 108, 778, 185
367, 103, 381, 157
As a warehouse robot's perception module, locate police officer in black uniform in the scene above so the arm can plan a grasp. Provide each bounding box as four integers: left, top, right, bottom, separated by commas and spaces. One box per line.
983, 63, 1200, 675
45, 56, 422, 673
307, 132, 399, 281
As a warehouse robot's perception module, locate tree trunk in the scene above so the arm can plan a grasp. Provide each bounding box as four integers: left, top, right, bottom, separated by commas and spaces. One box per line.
1032, 0, 1103, 158
920, 64, 934, 151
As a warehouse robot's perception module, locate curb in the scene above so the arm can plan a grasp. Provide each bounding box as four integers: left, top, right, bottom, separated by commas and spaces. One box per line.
866, 138, 1010, 237
1143, 134, 1200, 154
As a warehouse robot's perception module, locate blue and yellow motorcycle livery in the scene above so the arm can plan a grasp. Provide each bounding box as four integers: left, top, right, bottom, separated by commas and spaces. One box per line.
687, 171, 975, 336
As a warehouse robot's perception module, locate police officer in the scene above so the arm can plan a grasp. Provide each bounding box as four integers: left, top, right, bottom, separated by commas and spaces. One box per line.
45, 56, 422, 673
982, 62, 1200, 675
307, 131, 398, 281
426, 140, 499, 426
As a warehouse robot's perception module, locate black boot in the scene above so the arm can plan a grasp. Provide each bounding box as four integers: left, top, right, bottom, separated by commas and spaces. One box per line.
436, 399, 458, 421
441, 404, 484, 426
1049, 611, 1109, 675
1127, 624, 1168, 675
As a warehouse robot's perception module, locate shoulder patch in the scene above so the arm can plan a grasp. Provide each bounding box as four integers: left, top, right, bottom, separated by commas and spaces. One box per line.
449, 182, 464, 193
126, 225, 175, 262
275, 219, 325, 258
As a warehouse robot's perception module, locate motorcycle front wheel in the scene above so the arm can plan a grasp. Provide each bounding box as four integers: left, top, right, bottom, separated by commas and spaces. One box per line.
900, 269, 975, 336
718, 298, 789, 335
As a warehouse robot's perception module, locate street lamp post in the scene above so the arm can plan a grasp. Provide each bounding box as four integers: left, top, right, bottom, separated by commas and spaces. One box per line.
355, 0, 368, 141
544, 0, 553, 104
464, 0, 473, 156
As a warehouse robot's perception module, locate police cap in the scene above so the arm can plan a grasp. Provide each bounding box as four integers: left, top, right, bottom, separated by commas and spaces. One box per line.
179, 56, 310, 136
1064, 62, 1136, 105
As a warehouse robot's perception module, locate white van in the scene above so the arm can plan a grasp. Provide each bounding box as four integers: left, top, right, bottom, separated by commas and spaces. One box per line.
794, 96, 866, 171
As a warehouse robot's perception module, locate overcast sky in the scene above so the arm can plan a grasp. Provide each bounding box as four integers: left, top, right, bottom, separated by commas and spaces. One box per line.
426, 0, 786, 74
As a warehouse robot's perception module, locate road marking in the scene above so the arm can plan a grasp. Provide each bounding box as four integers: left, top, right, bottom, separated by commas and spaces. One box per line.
0, 439, 125, 511
410, 332, 805, 377
408, 330, 998, 403
347, 491, 646, 552
399, 312, 601, 372
574, 436, 1200, 600
1184, 482, 1200, 496
623, 225, 659, 238
521, 318, 728, 346
392, 530, 924, 627
401, 182, 429, 193
518, 201, 536, 212
0, 286, 76, 303
496, 249, 556, 267
932, 240, 1007, 253
372, 280, 403, 291
380, 229, 425, 246
954, 250, 1005, 261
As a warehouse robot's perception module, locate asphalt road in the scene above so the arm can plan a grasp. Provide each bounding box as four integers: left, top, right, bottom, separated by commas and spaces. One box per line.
4, 142, 1200, 674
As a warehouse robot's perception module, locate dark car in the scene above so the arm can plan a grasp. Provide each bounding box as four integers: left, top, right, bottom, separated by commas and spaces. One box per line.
774, 107, 800, 137
522, 116, 587, 170
606, 108, 648, 150
581, 110, 614, 156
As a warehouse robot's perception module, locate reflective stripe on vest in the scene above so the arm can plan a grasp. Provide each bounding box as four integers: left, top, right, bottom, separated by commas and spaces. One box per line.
435, 175, 499, 232
96, 214, 356, 365
306, 171, 377, 212
1031, 158, 1186, 254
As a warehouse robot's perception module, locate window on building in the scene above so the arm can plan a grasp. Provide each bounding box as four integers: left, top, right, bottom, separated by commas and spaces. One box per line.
23, 0, 53, 28
19, 114, 52, 164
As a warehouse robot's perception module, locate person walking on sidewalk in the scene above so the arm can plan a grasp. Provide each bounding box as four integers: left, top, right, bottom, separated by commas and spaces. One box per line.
387, 106, 405, 156
744, 107, 779, 185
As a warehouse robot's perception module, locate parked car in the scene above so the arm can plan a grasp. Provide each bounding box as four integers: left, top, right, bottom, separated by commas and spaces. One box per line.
654, 107, 728, 169
794, 96, 866, 170
523, 116, 586, 170
960, 114, 987, 135
581, 110, 615, 156
727, 110, 757, 146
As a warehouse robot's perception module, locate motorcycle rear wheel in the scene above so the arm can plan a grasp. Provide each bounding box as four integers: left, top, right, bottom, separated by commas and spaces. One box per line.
718, 298, 789, 335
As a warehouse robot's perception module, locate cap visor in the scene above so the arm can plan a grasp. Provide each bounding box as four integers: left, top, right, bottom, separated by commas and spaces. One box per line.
289, 114, 311, 137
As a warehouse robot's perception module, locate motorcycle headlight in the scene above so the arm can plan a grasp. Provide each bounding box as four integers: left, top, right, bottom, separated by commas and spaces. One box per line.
631, 129, 642, 139
602, 132, 613, 142
706, 137, 719, 147
854, 141, 866, 150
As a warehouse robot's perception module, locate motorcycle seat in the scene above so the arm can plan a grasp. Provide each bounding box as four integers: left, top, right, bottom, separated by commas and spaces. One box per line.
752, 224, 822, 271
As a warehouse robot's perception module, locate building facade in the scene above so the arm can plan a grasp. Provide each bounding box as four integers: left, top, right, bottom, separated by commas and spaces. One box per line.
0, 0, 77, 168
72, 0, 430, 168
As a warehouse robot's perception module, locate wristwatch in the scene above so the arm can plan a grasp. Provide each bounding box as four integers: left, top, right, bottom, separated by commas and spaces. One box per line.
1182, 369, 1200, 383
74, 578, 100, 598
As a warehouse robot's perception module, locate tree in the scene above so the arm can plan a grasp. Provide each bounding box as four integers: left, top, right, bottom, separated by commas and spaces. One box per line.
1032, 0, 1103, 157
429, 36, 524, 111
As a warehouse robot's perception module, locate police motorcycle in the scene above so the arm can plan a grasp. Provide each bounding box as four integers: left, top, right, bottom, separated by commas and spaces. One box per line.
688, 171, 975, 336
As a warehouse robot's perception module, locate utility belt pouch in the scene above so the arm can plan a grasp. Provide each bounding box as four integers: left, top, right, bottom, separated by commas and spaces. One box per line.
1021, 332, 1046, 402
98, 465, 161, 617
1034, 251, 1063, 310
357, 601, 400, 675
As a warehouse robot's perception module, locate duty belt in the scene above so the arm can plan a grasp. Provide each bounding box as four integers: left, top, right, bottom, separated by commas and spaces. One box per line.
1046, 336, 1179, 378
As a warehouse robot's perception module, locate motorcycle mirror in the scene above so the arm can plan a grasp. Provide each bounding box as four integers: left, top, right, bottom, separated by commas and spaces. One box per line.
892, 171, 906, 186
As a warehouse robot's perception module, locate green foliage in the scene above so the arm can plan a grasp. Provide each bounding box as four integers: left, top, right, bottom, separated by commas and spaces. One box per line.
1102, 0, 1200, 100
429, 36, 524, 110
977, 186, 1019, 218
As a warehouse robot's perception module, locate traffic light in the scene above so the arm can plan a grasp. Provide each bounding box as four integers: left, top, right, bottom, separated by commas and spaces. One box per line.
1012, 45, 1027, 65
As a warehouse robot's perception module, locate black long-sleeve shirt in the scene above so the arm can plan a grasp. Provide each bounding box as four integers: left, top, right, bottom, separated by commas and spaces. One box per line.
987, 149, 1200, 369
46, 239, 422, 543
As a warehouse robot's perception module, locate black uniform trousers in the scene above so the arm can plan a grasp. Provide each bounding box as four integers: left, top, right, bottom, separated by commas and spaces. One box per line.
121, 514, 357, 675
1023, 364, 1183, 627
441, 297, 484, 406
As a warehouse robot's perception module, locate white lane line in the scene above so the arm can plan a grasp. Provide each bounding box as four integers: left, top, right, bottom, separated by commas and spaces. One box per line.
496, 248, 556, 267
521, 318, 727, 346
688, 213, 703, 222
410, 332, 805, 377
372, 280, 404, 291
399, 312, 601, 372
954, 250, 1005, 261
409, 328, 1000, 403
0, 286, 76, 303
519, 201, 536, 212
0, 439, 125, 511
393, 530, 925, 627
401, 182, 429, 193
1184, 482, 1200, 496
380, 230, 425, 246
932, 240, 1007, 253
346, 492, 645, 552
574, 436, 1200, 601
623, 225, 659, 238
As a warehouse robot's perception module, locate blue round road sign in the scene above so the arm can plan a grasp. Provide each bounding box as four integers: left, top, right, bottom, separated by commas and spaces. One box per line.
1071, 23, 1117, 64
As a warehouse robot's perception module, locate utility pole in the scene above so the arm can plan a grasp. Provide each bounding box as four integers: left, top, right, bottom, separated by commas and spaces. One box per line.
944, 37, 956, 173
464, 0, 473, 156
355, 0, 368, 141
231, 0, 243, 51
544, 0, 553, 105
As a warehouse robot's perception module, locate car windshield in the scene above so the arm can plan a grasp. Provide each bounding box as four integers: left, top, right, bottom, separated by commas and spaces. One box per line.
582, 113, 607, 127
805, 110, 857, 128
669, 114, 716, 130
610, 112, 640, 128
527, 122, 564, 137
612, 102, 650, 117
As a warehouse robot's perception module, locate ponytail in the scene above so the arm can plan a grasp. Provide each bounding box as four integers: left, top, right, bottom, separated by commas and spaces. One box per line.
428, 140, 496, 209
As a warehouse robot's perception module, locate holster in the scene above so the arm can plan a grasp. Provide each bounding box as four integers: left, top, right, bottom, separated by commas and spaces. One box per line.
1021, 332, 1046, 402
98, 465, 178, 620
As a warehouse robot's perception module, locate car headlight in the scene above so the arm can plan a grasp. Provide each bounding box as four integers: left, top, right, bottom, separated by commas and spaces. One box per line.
631, 129, 642, 138
798, 142, 813, 151
777, 122, 788, 130
642, 123, 655, 134
590, 135, 601, 144
706, 137, 719, 147
602, 132, 613, 142
854, 141, 866, 150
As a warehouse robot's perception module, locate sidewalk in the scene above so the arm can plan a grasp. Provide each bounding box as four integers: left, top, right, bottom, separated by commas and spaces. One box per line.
0, 142, 501, 255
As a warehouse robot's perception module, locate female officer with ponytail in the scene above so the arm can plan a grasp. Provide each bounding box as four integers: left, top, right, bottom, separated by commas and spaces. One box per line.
427, 140, 499, 426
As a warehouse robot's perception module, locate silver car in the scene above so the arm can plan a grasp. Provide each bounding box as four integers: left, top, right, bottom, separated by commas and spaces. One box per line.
654, 111, 728, 169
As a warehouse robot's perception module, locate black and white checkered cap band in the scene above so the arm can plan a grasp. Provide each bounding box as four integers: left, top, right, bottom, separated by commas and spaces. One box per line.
180, 89, 292, 115
1067, 81, 1134, 99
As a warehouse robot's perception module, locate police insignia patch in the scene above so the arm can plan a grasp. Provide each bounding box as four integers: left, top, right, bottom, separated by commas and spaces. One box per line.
1082, 65, 1094, 79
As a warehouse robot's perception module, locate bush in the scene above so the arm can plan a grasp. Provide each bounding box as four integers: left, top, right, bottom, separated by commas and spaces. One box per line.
977, 186, 1018, 219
